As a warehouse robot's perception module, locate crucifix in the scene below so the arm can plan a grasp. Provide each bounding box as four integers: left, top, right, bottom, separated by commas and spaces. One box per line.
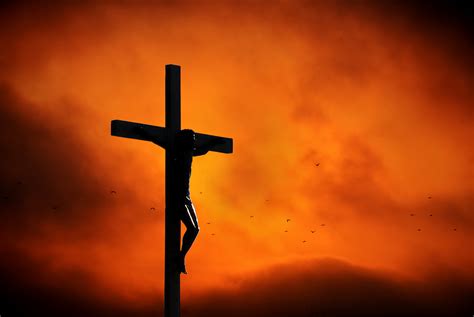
110, 64, 233, 317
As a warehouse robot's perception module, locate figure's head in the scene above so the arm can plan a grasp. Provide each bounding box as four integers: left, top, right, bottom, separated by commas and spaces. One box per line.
177, 129, 195, 150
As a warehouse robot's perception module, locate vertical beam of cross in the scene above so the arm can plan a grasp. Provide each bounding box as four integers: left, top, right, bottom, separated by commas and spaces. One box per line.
164, 64, 181, 317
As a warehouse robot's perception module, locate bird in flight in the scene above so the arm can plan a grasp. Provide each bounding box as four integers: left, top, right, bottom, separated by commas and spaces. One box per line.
150, 207, 155, 211
315, 162, 320, 167
284, 230, 288, 233
200, 192, 203, 194
410, 213, 415, 216
417, 228, 421, 232
286, 219, 291, 222
206, 222, 211, 225
211, 233, 216, 236
250, 215, 254, 218
429, 214, 433, 217
453, 228, 457, 231
51, 206, 58, 210
320, 224, 325, 226
310, 230, 315, 233
110, 190, 117, 194
428, 196, 432, 199
302, 240, 307, 243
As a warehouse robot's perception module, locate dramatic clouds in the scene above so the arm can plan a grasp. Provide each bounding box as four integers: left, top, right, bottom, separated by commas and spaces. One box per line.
187, 258, 474, 317
2, 256, 473, 316
0, 1, 472, 316
0, 83, 166, 308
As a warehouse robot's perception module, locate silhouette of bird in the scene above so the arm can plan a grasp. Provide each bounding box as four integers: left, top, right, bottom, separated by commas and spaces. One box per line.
51, 206, 58, 210
250, 215, 254, 218
321, 224, 325, 226
286, 219, 291, 222
150, 207, 155, 211
211, 233, 216, 236
110, 190, 117, 194
453, 228, 457, 231
428, 196, 432, 199
206, 222, 211, 225
410, 213, 415, 216
284, 230, 288, 233
417, 228, 421, 232
302, 240, 307, 243
310, 230, 315, 233
429, 214, 433, 217
265, 199, 270, 202
315, 163, 320, 167
200, 192, 203, 194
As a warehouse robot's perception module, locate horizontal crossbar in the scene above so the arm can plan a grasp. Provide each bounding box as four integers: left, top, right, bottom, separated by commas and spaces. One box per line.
111, 120, 233, 154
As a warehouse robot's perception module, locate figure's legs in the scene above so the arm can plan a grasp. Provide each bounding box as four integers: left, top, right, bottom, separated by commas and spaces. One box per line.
179, 197, 199, 274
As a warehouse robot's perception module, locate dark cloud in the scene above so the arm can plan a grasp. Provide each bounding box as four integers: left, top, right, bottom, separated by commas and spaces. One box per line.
371, 0, 474, 74
0, 83, 110, 231
0, 91, 157, 313
0, 83, 165, 316
186, 258, 474, 317
0, 246, 161, 317
373, 0, 474, 38
3, 255, 472, 316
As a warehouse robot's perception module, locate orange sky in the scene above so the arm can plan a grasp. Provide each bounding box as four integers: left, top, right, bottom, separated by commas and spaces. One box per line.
0, 1, 473, 315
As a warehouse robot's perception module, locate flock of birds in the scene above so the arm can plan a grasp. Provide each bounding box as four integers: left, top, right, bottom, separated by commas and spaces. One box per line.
106, 185, 327, 244
246, 213, 327, 243
3, 161, 459, 245
47, 191, 459, 239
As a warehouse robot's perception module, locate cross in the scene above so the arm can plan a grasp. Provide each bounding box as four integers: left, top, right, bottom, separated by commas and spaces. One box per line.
110, 64, 233, 317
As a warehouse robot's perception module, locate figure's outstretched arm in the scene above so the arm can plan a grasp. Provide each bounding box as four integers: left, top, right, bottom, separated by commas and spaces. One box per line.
135, 126, 167, 149
193, 138, 224, 156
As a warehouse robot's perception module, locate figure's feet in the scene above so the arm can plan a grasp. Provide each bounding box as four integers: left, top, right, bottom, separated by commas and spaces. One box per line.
179, 254, 187, 274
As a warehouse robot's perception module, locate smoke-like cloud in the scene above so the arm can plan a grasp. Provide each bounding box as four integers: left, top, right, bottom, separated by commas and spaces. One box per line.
0, 83, 107, 224
187, 258, 474, 317
2, 256, 473, 316
0, 83, 166, 308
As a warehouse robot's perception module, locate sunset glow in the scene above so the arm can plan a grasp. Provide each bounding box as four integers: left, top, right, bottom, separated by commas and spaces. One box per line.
1, 2, 472, 316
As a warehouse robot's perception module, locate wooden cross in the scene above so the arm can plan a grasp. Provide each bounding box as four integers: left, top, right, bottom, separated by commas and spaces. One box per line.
110, 64, 233, 317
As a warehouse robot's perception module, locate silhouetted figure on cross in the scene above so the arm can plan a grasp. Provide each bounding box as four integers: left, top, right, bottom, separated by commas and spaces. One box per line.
175, 129, 219, 274
138, 126, 221, 274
